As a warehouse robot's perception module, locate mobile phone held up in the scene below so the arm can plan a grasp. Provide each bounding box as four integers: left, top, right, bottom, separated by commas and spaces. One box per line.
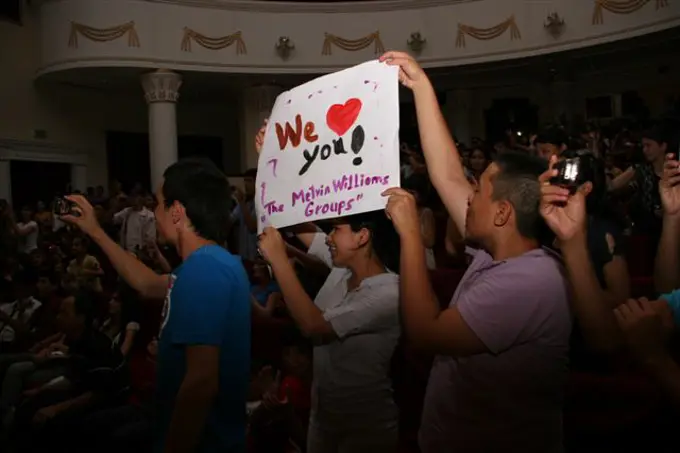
53, 197, 80, 217
550, 157, 587, 195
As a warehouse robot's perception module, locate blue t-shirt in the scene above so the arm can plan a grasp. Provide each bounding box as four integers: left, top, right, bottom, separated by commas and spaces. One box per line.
155, 245, 251, 453
250, 281, 280, 307
661, 289, 680, 327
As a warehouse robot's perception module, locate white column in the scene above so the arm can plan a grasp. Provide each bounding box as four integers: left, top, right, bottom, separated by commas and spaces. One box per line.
70, 164, 87, 193
239, 85, 282, 171
141, 69, 182, 191
0, 159, 11, 204
445, 89, 472, 146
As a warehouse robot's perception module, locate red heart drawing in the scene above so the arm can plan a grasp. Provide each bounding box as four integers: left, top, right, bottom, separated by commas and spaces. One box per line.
326, 98, 362, 136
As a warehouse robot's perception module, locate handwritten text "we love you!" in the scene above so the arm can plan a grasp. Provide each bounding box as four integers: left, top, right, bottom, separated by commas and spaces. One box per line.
275, 98, 366, 176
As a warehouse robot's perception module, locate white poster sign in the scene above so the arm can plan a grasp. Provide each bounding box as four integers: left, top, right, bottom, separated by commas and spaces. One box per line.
255, 59, 400, 232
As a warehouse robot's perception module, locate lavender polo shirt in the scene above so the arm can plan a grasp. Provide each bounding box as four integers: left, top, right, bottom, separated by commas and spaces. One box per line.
419, 247, 572, 453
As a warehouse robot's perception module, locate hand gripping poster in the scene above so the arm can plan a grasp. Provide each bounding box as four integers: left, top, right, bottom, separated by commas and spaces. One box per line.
255, 59, 400, 233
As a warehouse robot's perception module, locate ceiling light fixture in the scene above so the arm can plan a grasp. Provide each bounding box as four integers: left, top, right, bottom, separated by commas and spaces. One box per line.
407, 32, 426, 54
545, 12, 565, 38
275, 36, 295, 60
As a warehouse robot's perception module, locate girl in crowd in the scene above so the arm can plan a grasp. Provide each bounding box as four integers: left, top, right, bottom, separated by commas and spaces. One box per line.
467, 146, 490, 183
609, 124, 675, 236
256, 115, 401, 453
14, 206, 39, 255
98, 283, 140, 357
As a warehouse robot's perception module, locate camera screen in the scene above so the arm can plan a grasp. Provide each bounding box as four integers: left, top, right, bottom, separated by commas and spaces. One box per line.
550, 158, 582, 193
53, 198, 75, 216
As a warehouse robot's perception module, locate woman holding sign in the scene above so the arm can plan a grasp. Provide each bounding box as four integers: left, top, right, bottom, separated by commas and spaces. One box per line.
255, 124, 401, 453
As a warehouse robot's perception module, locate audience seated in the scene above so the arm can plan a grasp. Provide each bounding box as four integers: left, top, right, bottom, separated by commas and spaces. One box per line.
9, 291, 127, 453
0, 270, 42, 353
0, 113, 674, 452
97, 283, 141, 358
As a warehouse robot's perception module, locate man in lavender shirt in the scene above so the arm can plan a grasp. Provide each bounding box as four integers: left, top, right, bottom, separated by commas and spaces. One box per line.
382, 51, 572, 453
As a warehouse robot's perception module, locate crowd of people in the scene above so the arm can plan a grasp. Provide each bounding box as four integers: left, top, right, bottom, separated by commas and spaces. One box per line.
0, 51, 678, 453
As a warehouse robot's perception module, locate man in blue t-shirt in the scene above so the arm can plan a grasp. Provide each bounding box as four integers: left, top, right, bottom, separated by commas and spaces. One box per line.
63, 158, 250, 453
156, 245, 250, 452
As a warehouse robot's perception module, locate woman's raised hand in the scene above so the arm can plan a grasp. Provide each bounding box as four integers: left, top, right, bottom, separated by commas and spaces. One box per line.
379, 51, 429, 91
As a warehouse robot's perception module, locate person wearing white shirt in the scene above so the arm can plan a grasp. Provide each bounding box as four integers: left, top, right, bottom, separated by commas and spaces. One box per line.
258, 213, 402, 453
15, 206, 38, 255
0, 272, 42, 349
113, 191, 156, 253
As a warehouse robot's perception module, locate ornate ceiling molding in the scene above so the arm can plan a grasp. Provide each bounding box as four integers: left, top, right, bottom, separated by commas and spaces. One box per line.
37, 14, 680, 77
141, 0, 479, 13
36, 0, 680, 75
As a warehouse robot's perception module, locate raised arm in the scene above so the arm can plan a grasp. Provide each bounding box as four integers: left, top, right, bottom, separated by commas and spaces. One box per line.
539, 158, 620, 352
62, 195, 169, 300
444, 215, 465, 258
615, 297, 680, 407
286, 223, 322, 250
385, 188, 488, 357
285, 242, 330, 280
381, 51, 473, 236
250, 294, 277, 319
15, 221, 37, 237
608, 166, 635, 192
259, 227, 335, 340
655, 154, 680, 293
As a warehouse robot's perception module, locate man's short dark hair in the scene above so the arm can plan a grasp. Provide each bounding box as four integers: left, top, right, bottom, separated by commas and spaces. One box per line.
643, 123, 678, 150
535, 125, 568, 147
162, 158, 232, 245
491, 152, 548, 240
320, 209, 400, 273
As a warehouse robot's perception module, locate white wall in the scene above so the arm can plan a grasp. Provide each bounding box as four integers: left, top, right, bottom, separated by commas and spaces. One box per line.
0, 10, 107, 181
0, 9, 242, 188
